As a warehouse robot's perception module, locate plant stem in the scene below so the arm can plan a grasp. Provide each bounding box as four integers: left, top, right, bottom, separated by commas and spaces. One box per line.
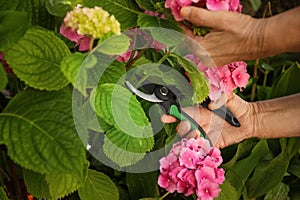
250, 58, 259, 102
159, 192, 170, 200
157, 51, 171, 64
7, 157, 23, 200
89, 37, 95, 52
263, 71, 269, 87
125, 49, 145, 70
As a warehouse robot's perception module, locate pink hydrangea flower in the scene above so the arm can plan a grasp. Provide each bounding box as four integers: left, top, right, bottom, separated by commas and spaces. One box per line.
60, 6, 120, 52
229, 0, 243, 12
206, 0, 242, 12
179, 147, 200, 169
206, 0, 230, 11
166, 0, 242, 20
185, 54, 250, 101
196, 179, 221, 200
165, 0, 202, 21
230, 62, 250, 88
158, 138, 225, 199
116, 51, 138, 63
59, 24, 91, 51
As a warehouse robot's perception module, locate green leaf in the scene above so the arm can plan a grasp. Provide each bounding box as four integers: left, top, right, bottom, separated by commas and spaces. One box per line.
249, 0, 262, 11
1, 0, 31, 11
261, 62, 274, 71
0, 11, 30, 51
216, 181, 239, 200
97, 61, 126, 86
223, 139, 258, 169
247, 150, 290, 198
103, 127, 153, 167
94, 84, 153, 136
135, 0, 163, 11
137, 14, 183, 47
78, 169, 119, 200
93, 84, 154, 166
0, 0, 18, 10
83, 0, 100, 7
288, 157, 300, 178
0, 186, 9, 200
45, 173, 82, 199
45, 0, 72, 17
0, 89, 86, 178
61, 52, 87, 87
97, 34, 131, 55
5, 27, 70, 90
285, 137, 300, 158
263, 182, 289, 200
30, 0, 56, 29
0, 63, 8, 90
98, 0, 141, 30
171, 54, 209, 104
24, 167, 87, 200
23, 169, 51, 199
268, 63, 300, 99
137, 14, 181, 32
225, 139, 269, 196
84, 99, 105, 132
126, 171, 160, 199
256, 85, 271, 101
74, 52, 117, 96
290, 186, 300, 200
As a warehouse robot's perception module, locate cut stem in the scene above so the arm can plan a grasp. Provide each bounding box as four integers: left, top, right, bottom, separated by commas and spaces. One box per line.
160, 192, 170, 200
250, 58, 259, 102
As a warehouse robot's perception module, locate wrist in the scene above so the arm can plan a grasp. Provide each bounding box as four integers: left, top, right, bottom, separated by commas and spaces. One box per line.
262, 7, 300, 56
249, 101, 264, 139
226, 94, 258, 141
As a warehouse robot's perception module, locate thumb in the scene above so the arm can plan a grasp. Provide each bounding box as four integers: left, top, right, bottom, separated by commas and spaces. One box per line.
180, 6, 240, 30
208, 92, 228, 110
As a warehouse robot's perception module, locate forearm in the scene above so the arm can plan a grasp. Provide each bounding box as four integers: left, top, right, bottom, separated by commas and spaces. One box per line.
263, 6, 300, 57
252, 93, 300, 139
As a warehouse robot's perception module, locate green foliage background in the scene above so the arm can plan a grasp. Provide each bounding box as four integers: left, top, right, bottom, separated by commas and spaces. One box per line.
0, 0, 299, 200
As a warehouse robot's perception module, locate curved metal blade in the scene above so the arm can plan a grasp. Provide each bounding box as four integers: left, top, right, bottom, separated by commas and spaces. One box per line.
125, 81, 163, 103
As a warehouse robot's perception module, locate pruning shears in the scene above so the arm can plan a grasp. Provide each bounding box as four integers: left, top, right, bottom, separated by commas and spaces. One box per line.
125, 80, 240, 142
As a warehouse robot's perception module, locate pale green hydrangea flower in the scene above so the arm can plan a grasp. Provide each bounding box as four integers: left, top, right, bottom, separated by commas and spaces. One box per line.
64, 6, 121, 39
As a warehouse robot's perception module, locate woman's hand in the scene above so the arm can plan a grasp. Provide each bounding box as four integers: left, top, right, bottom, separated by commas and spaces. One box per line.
180, 6, 269, 67
180, 6, 300, 67
161, 93, 257, 149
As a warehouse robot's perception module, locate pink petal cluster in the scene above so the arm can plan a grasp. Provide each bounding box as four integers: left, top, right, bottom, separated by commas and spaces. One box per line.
165, 0, 242, 21
60, 24, 91, 51
207, 0, 242, 12
186, 54, 250, 101
116, 51, 138, 63
158, 137, 225, 200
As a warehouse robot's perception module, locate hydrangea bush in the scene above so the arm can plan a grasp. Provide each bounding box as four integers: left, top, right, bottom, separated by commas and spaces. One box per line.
158, 138, 225, 200
0, 0, 300, 200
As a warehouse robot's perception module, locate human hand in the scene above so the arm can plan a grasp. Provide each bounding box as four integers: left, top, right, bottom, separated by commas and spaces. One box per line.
161, 93, 256, 149
180, 6, 270, 66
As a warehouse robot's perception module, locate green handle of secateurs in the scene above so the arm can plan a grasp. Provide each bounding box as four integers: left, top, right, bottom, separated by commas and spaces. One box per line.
169, 104, 205, 138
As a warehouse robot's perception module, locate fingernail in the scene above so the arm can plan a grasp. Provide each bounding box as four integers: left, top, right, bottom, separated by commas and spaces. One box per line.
180, 7, 191, 18
160, 115, 168, 123
177, 121, 191, 135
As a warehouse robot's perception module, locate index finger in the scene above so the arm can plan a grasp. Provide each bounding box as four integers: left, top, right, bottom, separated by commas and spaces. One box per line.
180, 6, 242, 31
